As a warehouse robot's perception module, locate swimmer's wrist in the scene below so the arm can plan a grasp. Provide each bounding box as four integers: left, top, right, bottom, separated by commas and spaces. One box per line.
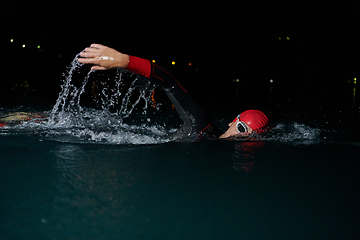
117, 54, 130, 68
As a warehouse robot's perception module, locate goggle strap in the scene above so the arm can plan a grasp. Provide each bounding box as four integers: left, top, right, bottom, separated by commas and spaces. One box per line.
232, 114, 240, 123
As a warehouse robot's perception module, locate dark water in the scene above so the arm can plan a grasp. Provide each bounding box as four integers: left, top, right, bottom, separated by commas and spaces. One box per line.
1, 58, 360, 239
1, 133, 360, 239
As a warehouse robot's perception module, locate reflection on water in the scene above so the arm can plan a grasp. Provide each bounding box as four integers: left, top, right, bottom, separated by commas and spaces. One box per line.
232, 141, 265, 172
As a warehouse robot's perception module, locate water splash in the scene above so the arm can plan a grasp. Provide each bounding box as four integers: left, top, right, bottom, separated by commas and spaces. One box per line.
251, 122, 321, 144
50, 53, 87, 116
1, 53, 178, 145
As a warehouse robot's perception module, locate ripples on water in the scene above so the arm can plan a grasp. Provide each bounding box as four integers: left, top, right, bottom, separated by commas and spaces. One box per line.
0, 117, 331, 146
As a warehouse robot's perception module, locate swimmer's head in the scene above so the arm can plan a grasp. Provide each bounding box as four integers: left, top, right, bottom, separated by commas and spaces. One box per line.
219, 109, 269, 139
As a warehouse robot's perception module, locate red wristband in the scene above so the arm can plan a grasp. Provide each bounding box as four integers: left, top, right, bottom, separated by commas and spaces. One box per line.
126, 55, 151, 79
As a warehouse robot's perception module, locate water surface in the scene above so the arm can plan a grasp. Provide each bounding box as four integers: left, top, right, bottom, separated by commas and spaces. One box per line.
1, 55, 359, 239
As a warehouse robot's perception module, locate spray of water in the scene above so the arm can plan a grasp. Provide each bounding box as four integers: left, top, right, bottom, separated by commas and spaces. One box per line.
260, 122, 321, 144
38, 53, 177, 144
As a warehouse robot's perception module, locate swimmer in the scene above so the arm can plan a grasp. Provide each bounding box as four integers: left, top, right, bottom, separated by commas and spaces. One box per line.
78, 44, 270, 139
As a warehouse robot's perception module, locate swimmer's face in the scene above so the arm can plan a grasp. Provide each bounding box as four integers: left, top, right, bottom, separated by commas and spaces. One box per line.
219, 121, 253, 139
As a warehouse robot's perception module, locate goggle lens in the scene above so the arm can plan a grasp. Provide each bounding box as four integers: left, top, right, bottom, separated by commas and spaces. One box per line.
236, 121, 248, 133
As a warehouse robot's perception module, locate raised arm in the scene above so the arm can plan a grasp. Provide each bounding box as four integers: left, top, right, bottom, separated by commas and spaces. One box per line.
78, 44, 221, 138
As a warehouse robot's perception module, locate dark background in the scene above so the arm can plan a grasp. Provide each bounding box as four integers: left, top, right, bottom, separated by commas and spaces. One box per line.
1, 2, 359, 109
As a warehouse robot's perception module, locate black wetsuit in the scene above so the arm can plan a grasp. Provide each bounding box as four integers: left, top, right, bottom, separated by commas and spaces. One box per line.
126, 56, 222, 139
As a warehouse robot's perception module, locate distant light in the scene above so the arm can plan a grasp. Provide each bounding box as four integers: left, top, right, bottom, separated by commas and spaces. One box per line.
171, 61, 175, 65
152, 59, 155, 63
286, 36, 290, 40
278, 37, 282, 40
10, 39, 14, 43
270, 79, 274, 83
37, 45, 41, 49
236, 78, 240, 83
22, 44, 25, 48
188, 62, 192, 66
354, 78, 357, 84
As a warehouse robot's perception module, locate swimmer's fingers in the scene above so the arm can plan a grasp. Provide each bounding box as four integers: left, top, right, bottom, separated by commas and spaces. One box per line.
82, 44, 104, 52
78, 50, 101, 64
90, 43, 105, 49
79, 51, 100, 58
78, 56, 108, 70
78, 56, 101, 64
91, 65, 107, 71
82, 47, 99, 54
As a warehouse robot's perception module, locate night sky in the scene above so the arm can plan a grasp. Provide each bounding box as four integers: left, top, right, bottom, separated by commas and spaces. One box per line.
2, 2, 359, 105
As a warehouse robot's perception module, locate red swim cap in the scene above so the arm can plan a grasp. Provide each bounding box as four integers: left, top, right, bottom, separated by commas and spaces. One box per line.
233, 110, 269, 133
0, 122, 8, 128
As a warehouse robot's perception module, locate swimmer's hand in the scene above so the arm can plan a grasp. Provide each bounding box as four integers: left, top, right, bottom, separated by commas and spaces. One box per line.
78, 44, 130, 71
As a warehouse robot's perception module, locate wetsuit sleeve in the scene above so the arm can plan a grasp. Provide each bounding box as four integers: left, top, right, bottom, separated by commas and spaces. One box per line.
126, 55, 151, 79
126, 55, 220, 138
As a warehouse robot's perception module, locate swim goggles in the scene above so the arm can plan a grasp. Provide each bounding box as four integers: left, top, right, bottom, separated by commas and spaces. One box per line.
232, 114, 248, 133
236, 121, 248, 133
